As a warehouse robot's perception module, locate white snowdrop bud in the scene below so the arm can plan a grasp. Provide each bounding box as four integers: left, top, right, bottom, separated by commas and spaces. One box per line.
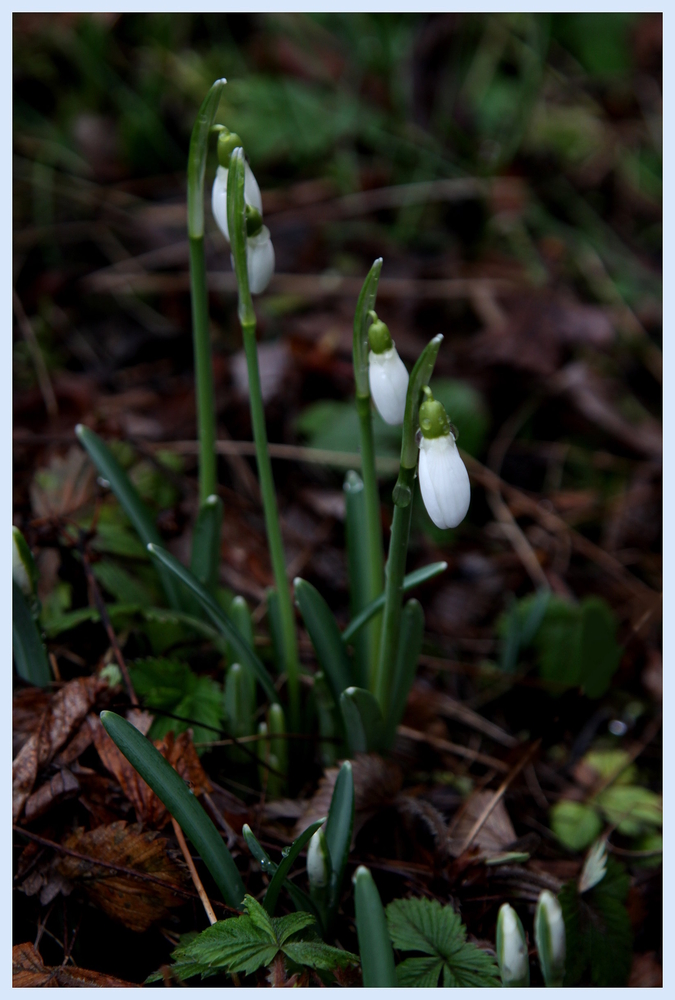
496, 902, 530, 987
535, 890, 566, 987
367, 312, 408, 426
417, 387, 470, 529
211, 161, 263, 243
306, 828, 330, 890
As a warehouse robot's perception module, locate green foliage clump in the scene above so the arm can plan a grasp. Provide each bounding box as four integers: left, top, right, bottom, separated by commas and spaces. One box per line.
147, 894, 357, 983
128, 656, 222, 747
386, 897, 500, 987
558, 857, 632, 987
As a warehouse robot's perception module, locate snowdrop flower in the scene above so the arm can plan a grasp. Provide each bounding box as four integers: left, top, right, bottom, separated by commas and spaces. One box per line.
417, 387, 470, 529
496, 902, 530, 987
306, 828, 330, 891
534, 890, 566, 987
367, 311, 409, 425
211, 130, 274, 294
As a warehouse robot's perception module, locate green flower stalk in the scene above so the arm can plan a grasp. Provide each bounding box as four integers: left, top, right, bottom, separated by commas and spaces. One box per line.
496, 902, 530, 987
226, 146, 300, 730
187, 79, 226, 504
535, 890, 566, 987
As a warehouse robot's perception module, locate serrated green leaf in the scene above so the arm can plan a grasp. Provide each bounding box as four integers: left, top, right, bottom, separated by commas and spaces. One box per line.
89, 521, 149, 559
273, 911, 317, 946
128, 657, 223, 748
559, 857, 632, 986
550, 800, 603, 851
93, 559, 155, 605
596, 784, 662, 836
396, 956, 445, 987
243, 894, 276, 940
282, 942, 358, 971
579, 597, 622, 698
386, 897, 500, 988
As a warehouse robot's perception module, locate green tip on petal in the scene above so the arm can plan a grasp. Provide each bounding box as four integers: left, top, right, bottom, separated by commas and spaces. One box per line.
245, 203, 264, 236
217, 129, 243, 167
367, 311, 393, 354
419, 386, 451, 439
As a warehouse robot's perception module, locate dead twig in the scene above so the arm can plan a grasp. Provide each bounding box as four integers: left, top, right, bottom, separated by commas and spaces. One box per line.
13, 290, 58, 418
171, 818, 217, 926
397, 724, 510, 773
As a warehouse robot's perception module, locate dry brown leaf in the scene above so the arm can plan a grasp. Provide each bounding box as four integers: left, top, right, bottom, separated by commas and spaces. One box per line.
13, 676, 104, 821
628, 951, 662, 988
447, 790, 517, 858
29, 446, 96, 520
13, 941, 139, 987
24, 767, 80, 822
90, 717, 211, 827
293, 754, 402, 841
56, 821, 189, 932
13, 687, 51, 756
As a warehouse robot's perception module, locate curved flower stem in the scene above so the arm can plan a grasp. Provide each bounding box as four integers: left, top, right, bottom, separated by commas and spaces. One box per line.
228, 148, 300, 729
187, 78, 226, 503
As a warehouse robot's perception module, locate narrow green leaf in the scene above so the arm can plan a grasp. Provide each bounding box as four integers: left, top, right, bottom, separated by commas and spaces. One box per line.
313, 670, 341, 767
263, 819, 325, 916
352, 258, 383, 398
341, 562, 446, 643
266, 587, 284, 675
343, 470, 375, 688
324, 760, 354, 925
187, 77, 227, 240
13, 581, 51, 687
190, 494, 223, 594
12, 526, 38, 598
294, 577, 353, 706
75, 425, 182, 610
148, 544, 279, 704
353, 866, 397, 987
241, 823, 277, 876
340, 687, 384, 755
100, 710, 245, 909
384, 598, 424, 746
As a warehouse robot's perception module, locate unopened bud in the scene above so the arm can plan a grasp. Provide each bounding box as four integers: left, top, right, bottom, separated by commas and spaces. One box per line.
534, 890, 566, 987
217, 129, 243, 168
496, 902, 529, 987
307, 828, 331, 890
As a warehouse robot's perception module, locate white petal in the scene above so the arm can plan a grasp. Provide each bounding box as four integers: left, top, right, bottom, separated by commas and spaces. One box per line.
211, 162, 263, 243
418, 434, 470, 529
500, 905, 528, 982
246, 226, 275, 294
211, 165, 230, 240
244, 161, 263, 214
368, 347, 409, 425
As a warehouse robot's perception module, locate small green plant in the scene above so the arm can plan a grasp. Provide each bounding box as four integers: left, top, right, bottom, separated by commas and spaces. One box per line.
12, 527, 51, 688
148, 894, 357, 984
558, 841, 633, 987
386, 896, 500, 987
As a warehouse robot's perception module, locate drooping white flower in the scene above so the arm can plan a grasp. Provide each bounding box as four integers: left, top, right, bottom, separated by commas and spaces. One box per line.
211, 162, 262, 242
418, 434, 470, 530
245, 225, 275, 295
367, 312, 408, 425
369, 347, 409, 425
534, 890, 566, 987
497, 902, 530, 987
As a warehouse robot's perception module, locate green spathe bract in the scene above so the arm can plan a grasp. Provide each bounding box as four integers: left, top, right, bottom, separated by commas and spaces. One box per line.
100, 710, 245, 910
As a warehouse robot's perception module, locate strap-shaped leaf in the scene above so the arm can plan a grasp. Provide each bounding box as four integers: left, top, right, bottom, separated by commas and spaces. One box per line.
242, 823, 277, 875
263, 819, 325, 916
342, 561, 446, 643
148, 544, 279, 705
352, 258, 383, 398
75, 425, 182, 610
13, 581, 51, 687
294, 578, 353, 706
343, 471, 375, 688
100, 710, 245, 909
353, 866, 397, 987
340, 687, 384, 755
266, 587, 284, 676
324, 760, 354, 922
383, 598, 424, 747
190, 494, 223, 594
